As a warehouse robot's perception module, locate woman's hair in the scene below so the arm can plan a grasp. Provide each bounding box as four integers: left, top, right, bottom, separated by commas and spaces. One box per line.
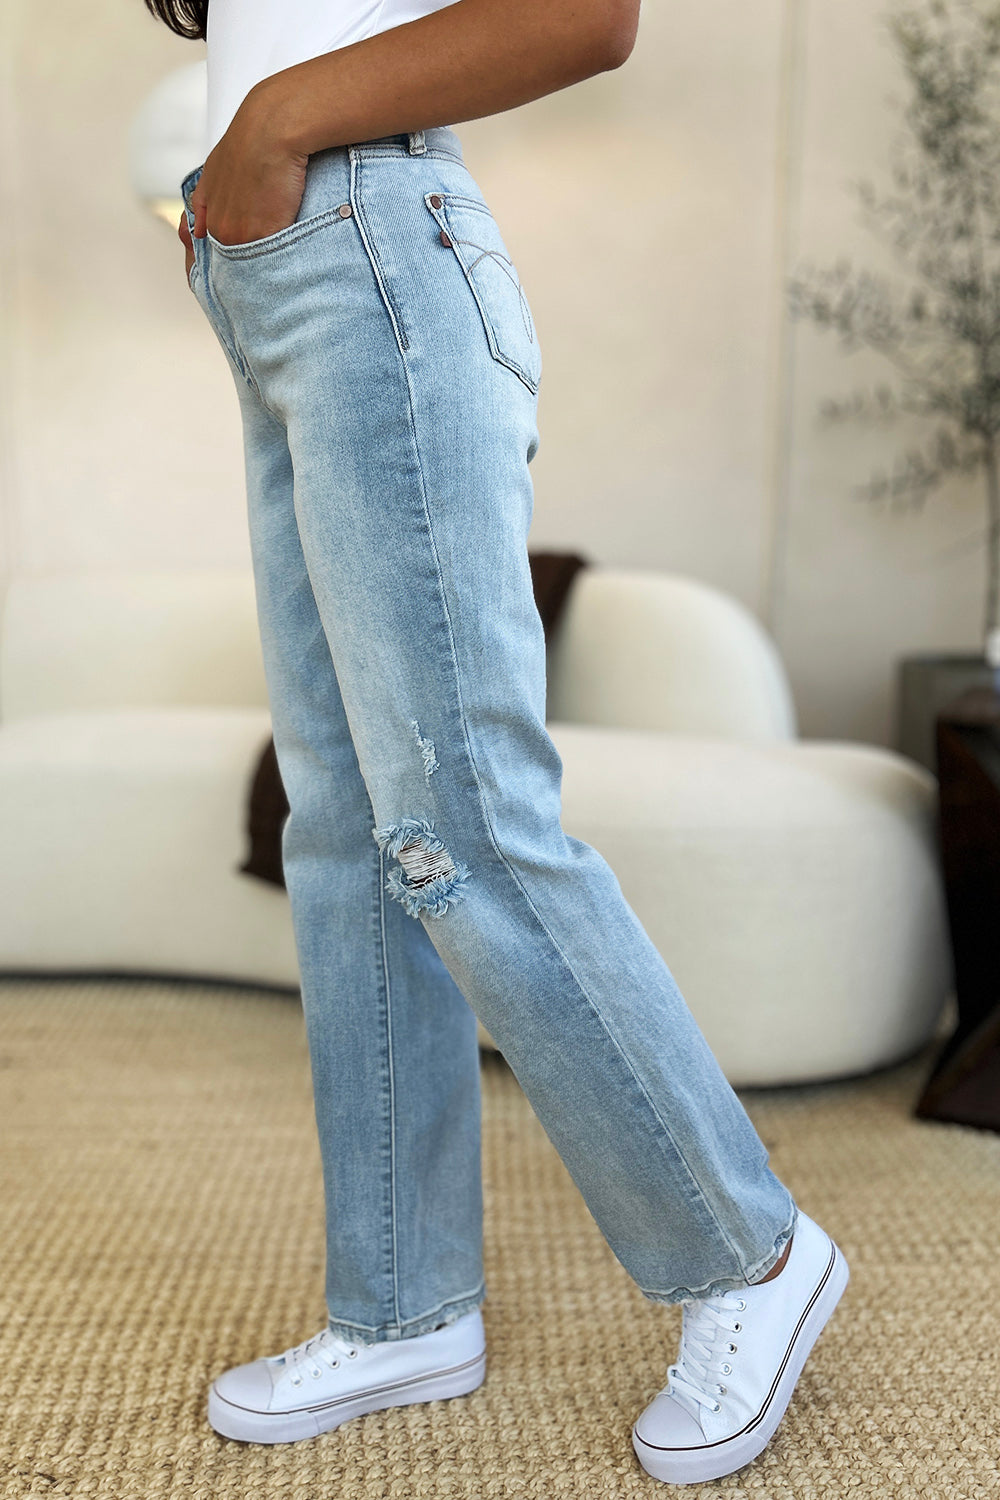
142, 0, 208, 41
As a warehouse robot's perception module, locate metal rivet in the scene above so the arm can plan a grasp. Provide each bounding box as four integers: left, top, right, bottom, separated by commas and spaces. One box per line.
440, 229, 452, 248
429, 194, 443, 209
338, 202, 353, 218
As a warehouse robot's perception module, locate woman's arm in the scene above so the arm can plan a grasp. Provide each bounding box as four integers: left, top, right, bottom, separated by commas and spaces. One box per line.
187, 0, 640, 246
265, 0, 640, 156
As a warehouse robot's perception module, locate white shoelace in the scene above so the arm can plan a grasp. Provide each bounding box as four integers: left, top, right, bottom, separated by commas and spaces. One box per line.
664, 1290, 747, 1415
273, 1328, 361, 1386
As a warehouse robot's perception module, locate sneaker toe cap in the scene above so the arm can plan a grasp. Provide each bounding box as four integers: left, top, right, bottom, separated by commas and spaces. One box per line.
633, 1391, 706, 1451
212, 1357, 276, 1414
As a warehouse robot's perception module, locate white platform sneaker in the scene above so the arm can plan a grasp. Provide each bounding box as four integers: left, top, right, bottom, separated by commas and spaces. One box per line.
632, 1210, 849, 1485
207, 1308, 486, 1444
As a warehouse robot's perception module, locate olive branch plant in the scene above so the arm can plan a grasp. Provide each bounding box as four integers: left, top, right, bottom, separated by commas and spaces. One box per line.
787, 0, 1000, 667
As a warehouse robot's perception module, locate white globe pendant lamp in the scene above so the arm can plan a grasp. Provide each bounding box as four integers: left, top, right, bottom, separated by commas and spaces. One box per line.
128, 59, 209, 227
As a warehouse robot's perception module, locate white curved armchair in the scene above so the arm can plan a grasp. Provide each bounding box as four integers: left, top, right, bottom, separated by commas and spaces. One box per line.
546, 568, 797, 741
0, 565, 951, 1086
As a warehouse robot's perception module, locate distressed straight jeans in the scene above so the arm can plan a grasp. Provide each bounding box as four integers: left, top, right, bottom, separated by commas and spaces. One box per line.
181, 125, 798, 1345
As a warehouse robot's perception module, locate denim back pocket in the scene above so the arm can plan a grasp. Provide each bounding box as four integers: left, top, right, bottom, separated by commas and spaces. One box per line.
424, 192, 541, 395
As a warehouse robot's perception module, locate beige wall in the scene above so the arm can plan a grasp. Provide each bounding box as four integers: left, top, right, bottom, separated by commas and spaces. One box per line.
1, 0, 988, 745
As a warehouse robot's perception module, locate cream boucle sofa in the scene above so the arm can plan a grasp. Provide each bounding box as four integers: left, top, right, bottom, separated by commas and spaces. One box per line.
0, 566, 952, 1086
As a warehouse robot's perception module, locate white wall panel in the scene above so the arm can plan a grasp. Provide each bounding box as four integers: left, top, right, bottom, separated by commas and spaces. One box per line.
777, 0, 987, 742
1, 0, 985, 747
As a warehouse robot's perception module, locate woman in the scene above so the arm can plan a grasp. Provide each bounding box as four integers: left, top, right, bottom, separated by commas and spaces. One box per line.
147, 0, 849, 1482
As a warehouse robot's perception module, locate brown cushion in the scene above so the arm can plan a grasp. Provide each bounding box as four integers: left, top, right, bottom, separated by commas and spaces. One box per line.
238, 549, 589, 888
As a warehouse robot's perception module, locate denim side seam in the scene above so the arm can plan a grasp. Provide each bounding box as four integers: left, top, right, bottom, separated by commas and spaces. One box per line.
374, 841, 402, 1329
348, 152, 411, 353
328, 1282, 486, 1345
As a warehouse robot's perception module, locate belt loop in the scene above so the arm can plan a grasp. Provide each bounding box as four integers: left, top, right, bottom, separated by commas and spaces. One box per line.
408, 130, 427, 155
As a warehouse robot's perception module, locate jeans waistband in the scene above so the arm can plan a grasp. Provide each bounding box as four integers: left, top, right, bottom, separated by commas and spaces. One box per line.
180, 125, 463, 207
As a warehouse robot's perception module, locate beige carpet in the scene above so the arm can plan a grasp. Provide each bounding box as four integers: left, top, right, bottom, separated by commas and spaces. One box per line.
0, 977, 996, 1500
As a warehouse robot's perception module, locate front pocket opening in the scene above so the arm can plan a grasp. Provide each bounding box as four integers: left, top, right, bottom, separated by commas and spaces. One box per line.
206, 203, 351, 260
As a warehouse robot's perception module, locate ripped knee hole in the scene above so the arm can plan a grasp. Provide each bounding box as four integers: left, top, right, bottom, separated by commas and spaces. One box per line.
371, 817, 471, 918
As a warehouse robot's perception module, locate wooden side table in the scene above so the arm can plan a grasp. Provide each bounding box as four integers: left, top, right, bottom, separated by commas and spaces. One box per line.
896, 654, 996, 773
914, 684, 1000, 1131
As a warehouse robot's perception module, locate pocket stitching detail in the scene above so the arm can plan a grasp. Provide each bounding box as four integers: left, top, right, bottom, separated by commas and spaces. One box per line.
424, 193, 540, 394
350, 156, 410, 353
206, 204, 349, 260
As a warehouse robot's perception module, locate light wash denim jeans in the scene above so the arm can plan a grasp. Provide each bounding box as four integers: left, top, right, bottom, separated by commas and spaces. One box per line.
181, 125, 798, 1345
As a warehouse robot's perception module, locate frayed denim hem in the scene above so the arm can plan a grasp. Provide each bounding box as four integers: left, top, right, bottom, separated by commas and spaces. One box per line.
638, 1207, 800, 1306
327, 1283, 486, 1345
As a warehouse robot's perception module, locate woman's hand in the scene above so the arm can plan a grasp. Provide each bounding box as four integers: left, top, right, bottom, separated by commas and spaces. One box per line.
178, 211, 195, 282
188, 89, 311, 248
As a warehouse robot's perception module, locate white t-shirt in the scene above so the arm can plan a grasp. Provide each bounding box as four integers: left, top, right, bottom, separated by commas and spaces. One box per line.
205, 0, 462, 156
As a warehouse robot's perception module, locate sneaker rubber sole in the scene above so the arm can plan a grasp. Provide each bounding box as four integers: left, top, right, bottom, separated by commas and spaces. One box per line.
208, 1347, 487, 1444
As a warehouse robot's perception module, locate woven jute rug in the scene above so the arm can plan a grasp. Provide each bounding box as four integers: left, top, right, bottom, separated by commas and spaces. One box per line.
0, 977, 996, 1499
